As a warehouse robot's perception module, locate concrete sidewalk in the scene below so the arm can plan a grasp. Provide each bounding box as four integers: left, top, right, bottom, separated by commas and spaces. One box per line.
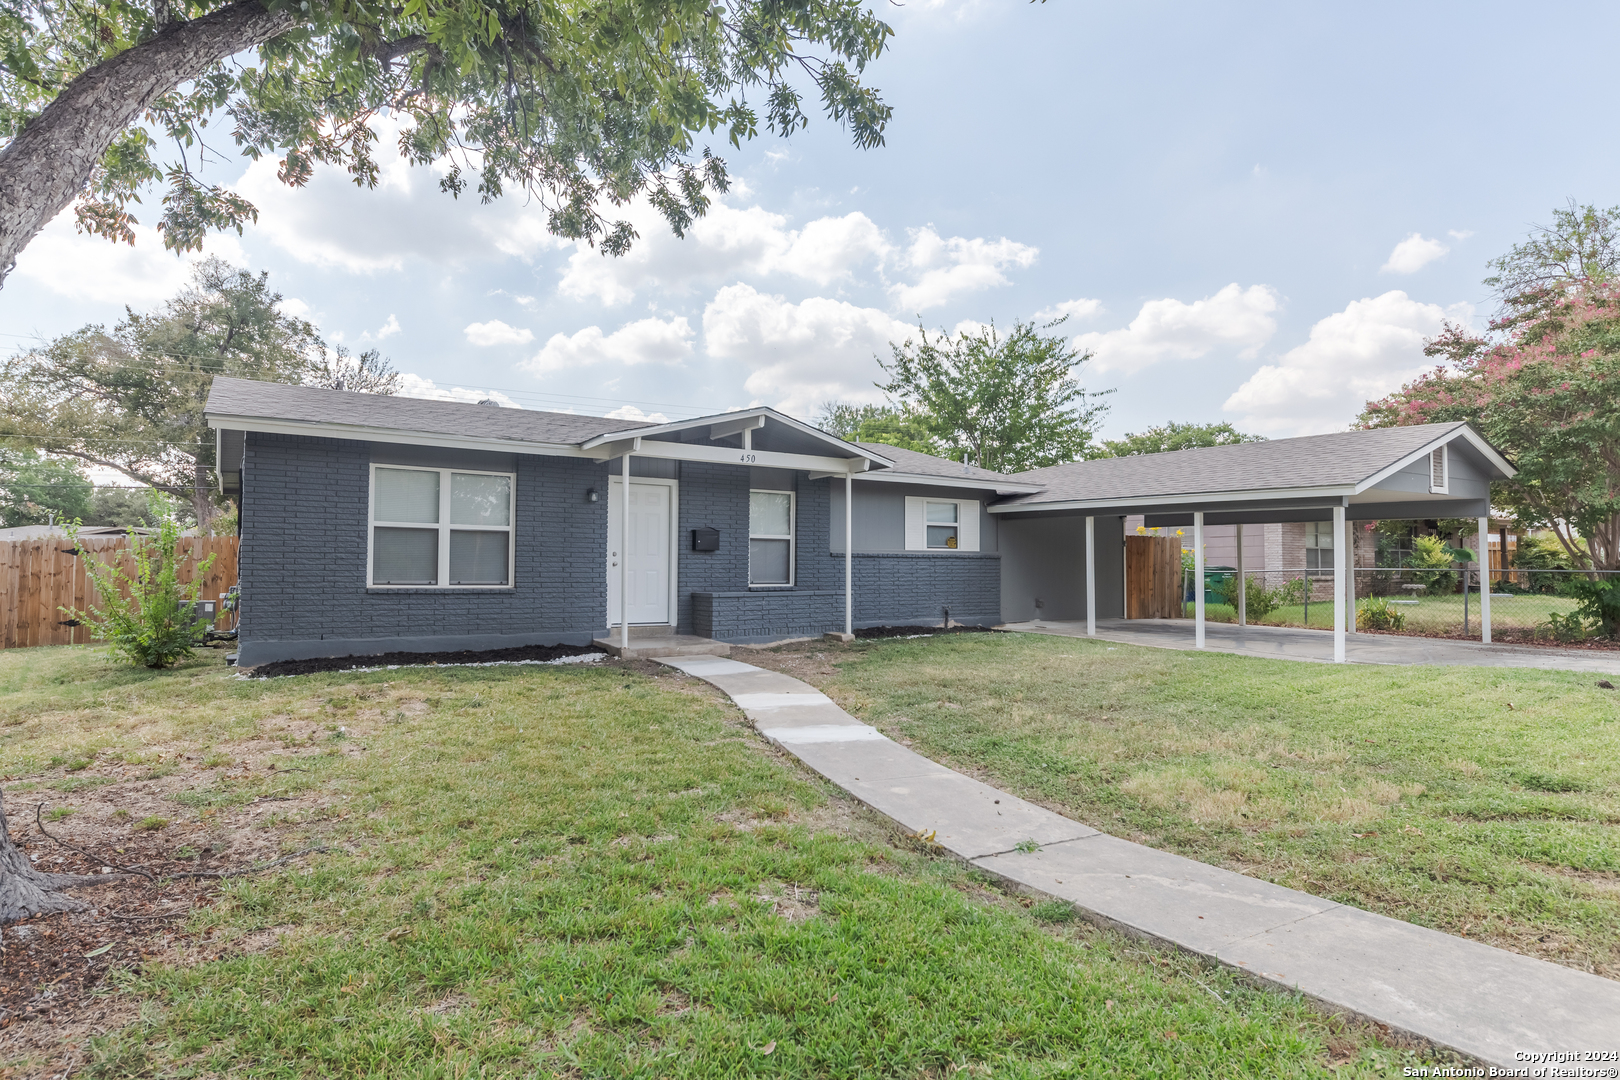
1005, 617, 1620, 675
658, 653, 1620, 1068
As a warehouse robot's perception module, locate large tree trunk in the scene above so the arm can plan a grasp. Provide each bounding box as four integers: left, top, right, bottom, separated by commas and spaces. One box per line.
0, 0, 299, 286
0, 788, 125, 925
193, 462, 218, 533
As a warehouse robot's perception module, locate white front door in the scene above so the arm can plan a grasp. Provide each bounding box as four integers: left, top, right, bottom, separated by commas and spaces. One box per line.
607, 478, 673, 625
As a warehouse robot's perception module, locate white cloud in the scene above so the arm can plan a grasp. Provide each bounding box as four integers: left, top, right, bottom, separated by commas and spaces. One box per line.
1035, 298, 1104, 322
234, 114, 565, 273
604, 404, 669, 424
11, 210, 246, 306
525, 316, 694, 372
1448, 229, 1474, 242
464, 319, 535, 347
1076, 284, 1280, 375
1380, 233, 1449, 274
701, 283, 915, 416
361, 313, 401, 342
1223, 290, 1472, 436
398, 374, 520, 407
888, 226, 1037, 312
556, 200, 889, 306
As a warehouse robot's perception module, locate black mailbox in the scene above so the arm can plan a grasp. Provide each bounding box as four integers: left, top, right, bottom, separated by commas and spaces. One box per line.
692, 527, 720, 552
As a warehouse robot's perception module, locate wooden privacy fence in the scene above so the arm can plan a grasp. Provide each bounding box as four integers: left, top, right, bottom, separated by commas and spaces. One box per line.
1, 536, 238, 649
1125, 534, 1182, 619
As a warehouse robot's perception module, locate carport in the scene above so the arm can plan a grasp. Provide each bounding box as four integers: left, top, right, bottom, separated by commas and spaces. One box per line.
992, 423, 1516, 663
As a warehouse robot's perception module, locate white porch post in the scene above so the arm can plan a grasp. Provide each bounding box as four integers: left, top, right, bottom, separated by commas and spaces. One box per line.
1479, 514, 1492, 644
844, 473, 854, 637
1345, 515, 1356, 635
1333, 504, 1346, 663
1085, 515, 1096, 636
1194, 511, 1206, 649
621, 450, 631, 652
1235, 523, 1246, 627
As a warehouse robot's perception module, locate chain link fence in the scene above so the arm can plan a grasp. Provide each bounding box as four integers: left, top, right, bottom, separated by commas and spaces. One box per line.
1181, 566, 1620, 644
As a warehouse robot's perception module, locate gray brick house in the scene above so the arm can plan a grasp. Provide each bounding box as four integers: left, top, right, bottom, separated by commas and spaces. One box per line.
207, 378, 1034, 665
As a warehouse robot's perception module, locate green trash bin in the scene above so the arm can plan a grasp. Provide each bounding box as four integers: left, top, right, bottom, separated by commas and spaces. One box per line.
1202, 566, 1236, 606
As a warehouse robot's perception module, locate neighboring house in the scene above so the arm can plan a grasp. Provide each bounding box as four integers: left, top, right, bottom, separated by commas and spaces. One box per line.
205, 378, 1513, 665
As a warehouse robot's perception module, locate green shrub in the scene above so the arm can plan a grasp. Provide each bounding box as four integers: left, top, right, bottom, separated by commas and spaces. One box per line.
1406, 534, 1458, 595
1513, 536, 1575, 593
1560, 577, 1620, 639
63, 493, 216, 669
1216, 573, 1308, 618
1356, 595, 1407, 631
1540, 610, 1592, 642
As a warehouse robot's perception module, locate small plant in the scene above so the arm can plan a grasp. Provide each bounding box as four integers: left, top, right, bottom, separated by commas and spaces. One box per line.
1014, 838, 1041, 853
1356, 596, 1407, 631
1406, 534, 1464, 595
62, 492, 216, 669
1217, 574, 1309, 620
134, 816, 170, 831
112, 808, 130, 821
1540, 610, 1592, 643
46, 806, 76, 821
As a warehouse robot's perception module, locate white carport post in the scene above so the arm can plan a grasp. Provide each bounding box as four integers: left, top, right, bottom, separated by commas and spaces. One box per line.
621, 449, 631, 654
844, 472, 854, 637
1479, 514, 1492, 644
1332, 504, 1346, 663
1344, 515, 1357, 635
1085, 515, 1096, 636
1193, 511, 1206, 649
1235, 523, 1246, 627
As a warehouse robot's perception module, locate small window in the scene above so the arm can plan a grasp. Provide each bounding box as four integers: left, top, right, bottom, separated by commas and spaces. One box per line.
749, 490, 794, 586
925, 501, 960, 549
1429, 446, 1448, 493
370, 466, 513, 587
1304, 520, 1335, 574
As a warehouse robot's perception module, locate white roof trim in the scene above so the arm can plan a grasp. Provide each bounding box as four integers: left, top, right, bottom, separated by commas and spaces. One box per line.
855, 470, 1043, 495
988, 485, 1357, 514
577, 406, 894, 467
1354, 425, 1516, 493
206, 414, 596, 458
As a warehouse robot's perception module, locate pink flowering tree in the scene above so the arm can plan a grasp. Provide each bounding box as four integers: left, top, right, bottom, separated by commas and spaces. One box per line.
1360, 280, 1620, 572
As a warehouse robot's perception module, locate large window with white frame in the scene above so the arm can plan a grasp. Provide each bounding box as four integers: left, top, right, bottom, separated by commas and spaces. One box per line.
369, 466, 514, 587
749, 489, 795, 586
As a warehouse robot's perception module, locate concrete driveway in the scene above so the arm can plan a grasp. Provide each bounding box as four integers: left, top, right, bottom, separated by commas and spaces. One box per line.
1002, 617, 1620, 675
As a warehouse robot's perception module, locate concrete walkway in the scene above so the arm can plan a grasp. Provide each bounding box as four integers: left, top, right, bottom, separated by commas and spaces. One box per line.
1004, 617, 1620, 675
658, 653, 1620, 1068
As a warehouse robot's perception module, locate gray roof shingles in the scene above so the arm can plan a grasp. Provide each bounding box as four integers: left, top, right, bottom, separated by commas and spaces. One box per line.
852, 442, 1027, 486
997, 423, 1472, 507
206, 376, 652, 446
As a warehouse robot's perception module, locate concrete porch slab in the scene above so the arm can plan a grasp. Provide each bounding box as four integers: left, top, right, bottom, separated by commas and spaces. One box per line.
593, 633, 731, 659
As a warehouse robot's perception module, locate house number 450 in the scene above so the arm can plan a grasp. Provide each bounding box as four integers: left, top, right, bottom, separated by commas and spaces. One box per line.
738, 452, 757, 463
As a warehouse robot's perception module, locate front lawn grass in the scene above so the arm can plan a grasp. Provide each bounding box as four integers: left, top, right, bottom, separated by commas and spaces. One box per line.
0, 646, 1425, 1077
760, 632, 1620, 977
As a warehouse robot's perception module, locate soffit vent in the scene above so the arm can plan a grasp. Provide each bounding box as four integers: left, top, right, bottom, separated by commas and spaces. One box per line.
1429, 446, 1447, 492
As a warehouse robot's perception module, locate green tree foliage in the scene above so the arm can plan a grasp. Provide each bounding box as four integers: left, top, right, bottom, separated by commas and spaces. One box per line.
1362, 203, 1620, 572
1093, 421, 1264, 458
814, 402, 940, 455
62, 493, 215, 668
0, 258, 396, 529
0, 449, 92, 527
876, 319, 1110, 474
85, 487, 163, 531
0, 0, 894, 279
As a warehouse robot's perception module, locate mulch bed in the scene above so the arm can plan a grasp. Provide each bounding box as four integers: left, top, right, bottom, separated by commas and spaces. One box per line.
1, 829, 226, 1031
246, 641, 605, 678
853, 625, 999, 640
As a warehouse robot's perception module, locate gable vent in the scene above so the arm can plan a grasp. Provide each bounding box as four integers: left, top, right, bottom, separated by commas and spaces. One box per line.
1429, 446, 1447, 493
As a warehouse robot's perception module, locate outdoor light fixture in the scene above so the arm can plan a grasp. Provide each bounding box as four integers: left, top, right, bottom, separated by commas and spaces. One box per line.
587, 488, 600, 503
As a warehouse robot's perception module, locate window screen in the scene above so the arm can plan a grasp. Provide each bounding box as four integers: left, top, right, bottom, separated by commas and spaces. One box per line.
373, 527, 439, 584
375, 468, 439, 523
449, 530, 509, 585
749, 490, 794, 586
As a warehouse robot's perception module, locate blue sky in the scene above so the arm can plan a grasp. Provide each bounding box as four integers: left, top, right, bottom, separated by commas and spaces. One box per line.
4, 0, 1617, 444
